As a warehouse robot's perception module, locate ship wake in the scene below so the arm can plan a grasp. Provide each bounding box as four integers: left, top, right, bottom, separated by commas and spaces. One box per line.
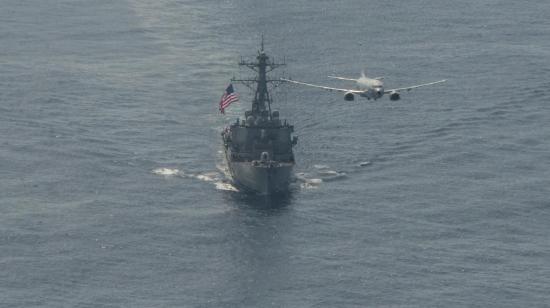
152, 167, 239, 192
295, 164, 347, 190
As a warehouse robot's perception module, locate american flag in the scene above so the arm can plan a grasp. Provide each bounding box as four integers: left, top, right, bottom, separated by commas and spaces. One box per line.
219, 83, 239, 114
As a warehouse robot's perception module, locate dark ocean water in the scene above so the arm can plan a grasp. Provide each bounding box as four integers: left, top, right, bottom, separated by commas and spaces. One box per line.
1, 0, 549, 306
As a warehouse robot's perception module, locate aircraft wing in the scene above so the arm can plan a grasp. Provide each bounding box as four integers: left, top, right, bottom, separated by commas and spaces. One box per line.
385, 79, 446, 93
281, 78, 363, 93
327, 76, 357, 82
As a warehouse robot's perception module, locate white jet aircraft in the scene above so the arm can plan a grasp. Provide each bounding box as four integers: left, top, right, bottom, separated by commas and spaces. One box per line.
281, 70, 446, 101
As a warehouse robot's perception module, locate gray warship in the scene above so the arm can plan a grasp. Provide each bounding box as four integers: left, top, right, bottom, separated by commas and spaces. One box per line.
221, 42, 297, 195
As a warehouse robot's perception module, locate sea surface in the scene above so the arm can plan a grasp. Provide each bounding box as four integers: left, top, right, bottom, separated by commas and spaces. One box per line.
1, 0, 549, 307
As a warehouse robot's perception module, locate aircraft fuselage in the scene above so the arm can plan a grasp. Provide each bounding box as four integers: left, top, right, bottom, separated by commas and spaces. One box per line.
357, 77, 384, 100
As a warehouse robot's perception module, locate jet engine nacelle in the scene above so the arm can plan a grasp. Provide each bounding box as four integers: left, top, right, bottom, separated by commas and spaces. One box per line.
344, 92, 355, 101
389, 91, 401, 101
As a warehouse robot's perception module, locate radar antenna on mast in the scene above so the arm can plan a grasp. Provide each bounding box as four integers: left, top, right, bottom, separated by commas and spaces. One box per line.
261, 34, 264, 52
231, 37, 286, 119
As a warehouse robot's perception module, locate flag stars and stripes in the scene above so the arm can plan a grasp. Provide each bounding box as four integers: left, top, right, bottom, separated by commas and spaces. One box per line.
219, 83, 239, 114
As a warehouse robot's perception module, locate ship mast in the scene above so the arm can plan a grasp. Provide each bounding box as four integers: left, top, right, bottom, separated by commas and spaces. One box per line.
232, 36, 285, 118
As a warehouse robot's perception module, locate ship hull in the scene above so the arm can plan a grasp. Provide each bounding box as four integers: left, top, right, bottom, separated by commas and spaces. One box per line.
227, 160, 293, 195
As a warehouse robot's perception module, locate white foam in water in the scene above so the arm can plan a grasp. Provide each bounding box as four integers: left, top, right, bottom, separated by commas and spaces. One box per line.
300, 179, 322, 189
195, 172, 221, 182
306, 178, 323, 184
152, 168, 180, 176
295, 172, 322, 184
295, 172, 323, 189
215, 182, 239, 192
318, 170, 347, 181
313, 164, 330, 170
359, 161, 371, 167
188, 170, 239, 192
149, 167, 238, 193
